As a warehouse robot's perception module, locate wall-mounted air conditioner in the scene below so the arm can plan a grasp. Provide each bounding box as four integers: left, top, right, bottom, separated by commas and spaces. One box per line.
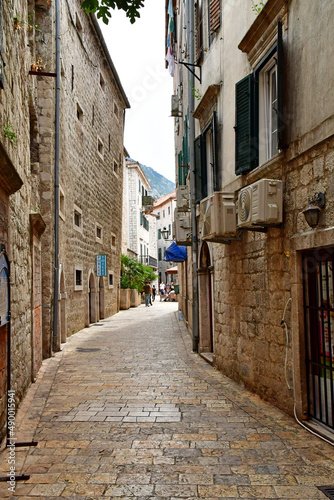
199, 192, 237, 242
237, 179, 283, 228
174, 210, 191, 246
171, 95, 182, 117
176, 185, 190, 211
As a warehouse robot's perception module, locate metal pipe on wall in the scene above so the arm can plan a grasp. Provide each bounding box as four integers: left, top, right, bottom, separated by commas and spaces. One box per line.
188, 0, 199, 352
52, 0, 61, 352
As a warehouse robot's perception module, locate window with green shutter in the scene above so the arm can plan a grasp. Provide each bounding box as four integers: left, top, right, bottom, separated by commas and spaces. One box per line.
235, 22, 284, 175
194, 112, 218, 203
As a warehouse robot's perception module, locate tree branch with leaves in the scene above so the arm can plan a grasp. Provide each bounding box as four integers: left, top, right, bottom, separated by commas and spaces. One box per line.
81, 0, 145, 24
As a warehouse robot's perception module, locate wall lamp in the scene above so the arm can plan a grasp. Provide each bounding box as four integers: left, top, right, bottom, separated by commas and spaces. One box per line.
161, 226, 171, 240
303, 192, 326, 228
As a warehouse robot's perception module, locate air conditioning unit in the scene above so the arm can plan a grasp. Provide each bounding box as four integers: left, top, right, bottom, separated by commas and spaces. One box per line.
174, 211, 191, 246
171, 95, 181, 117
176, 185, 190, 211
199, 192, 237, 241
237, 179, 283, 228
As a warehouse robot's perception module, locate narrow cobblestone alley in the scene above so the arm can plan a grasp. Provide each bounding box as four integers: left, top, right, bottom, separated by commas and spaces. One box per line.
1, 301, 334, 499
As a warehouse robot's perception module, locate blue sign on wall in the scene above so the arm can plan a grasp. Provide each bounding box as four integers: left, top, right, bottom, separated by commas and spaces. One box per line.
96, 255, 107, 277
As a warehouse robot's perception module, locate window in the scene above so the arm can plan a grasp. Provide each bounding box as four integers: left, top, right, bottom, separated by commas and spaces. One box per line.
75, 13, 83, 35
77, 103, 83, 122
113, 160, 118, 175
108, 272, 114, 288
97, 137, 103, 157
168, 206, 171, 216
73, 204, 82, 232
194, 112, 218, 203
59, 187, 65, 221
100, 72, 105, 91
163, 210, 165, 218
168, 224, 171, 236
96, 223, 102, 242
157, 212, 160, 219
158, 248, 162, 261
114, 102, 119, 118
111, 233, 116, 248
158, 229, 161, 240
74, 265, 83, 291
235, 22, 283, 175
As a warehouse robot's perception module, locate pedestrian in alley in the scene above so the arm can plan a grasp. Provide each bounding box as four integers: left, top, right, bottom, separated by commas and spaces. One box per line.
152, 284, 156, 302
143, 281, 152, 307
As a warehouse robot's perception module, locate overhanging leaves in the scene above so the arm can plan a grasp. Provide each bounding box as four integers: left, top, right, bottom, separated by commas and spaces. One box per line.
81, 0, 145, 24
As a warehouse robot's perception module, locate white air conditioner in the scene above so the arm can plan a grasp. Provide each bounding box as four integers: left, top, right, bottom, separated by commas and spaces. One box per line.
176, 185, 190, 211
237, 179, 283, 228
171, 95, 181, 117
174, 211, 191, 246
199, 192, 237, 241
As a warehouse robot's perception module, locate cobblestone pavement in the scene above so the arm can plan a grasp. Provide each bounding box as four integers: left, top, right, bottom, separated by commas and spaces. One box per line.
1, 301, 334, 499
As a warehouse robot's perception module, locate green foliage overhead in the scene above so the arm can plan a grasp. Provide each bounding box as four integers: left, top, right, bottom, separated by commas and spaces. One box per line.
120, 254, 157, 292
81, 0, 145, 24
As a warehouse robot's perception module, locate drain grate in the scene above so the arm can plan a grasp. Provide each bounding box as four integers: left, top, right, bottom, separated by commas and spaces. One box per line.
318, 486, 334, 499
76, 348, 101, 353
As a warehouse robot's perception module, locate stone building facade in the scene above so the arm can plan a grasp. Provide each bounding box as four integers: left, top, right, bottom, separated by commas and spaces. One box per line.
170, 0, 334, 437
0, 0, 128, 441
153, 191, 177, 284
123, 158, 158, 271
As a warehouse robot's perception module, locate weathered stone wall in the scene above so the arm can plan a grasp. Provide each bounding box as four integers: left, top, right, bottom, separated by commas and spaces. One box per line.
49, 0, 126, 336
0, 0, 42, 440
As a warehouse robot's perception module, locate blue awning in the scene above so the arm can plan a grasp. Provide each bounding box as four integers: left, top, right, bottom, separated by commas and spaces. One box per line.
164, 242, 187, 262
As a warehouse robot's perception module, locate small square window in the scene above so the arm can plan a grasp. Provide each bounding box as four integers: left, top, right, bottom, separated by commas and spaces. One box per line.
111, 234, 116, 248
77, 103, 83, 122
100, 72, 105, 91
97, 138, 103, 157
113, 160, 118, 175
108, 272, 114, 288
73, 204, 83, 233
75, 13, 83, 34
96, 222, 103, 242
74, 265, 83, 291
59, 186, 65, 221
114, 102, 119, 118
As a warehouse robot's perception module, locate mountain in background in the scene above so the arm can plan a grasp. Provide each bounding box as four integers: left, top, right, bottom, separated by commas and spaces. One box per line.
140, 163, 175, 200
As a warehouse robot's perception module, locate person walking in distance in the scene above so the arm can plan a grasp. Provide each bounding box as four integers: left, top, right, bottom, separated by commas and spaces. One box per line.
152, 285, 156, 302
143, 282, 152, 307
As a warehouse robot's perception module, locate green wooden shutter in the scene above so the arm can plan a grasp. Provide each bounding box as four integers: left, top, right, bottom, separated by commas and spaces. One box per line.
212, 111, 219, 191
194, 135, 202, 204
235, 74, 255, 175
277, 20, 284, 150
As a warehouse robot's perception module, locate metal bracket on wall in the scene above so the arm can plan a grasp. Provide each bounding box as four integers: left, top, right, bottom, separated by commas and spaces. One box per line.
178, 61, 202, 83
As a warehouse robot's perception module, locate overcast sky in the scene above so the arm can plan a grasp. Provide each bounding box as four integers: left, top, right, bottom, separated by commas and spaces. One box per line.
98, 0, 175, 183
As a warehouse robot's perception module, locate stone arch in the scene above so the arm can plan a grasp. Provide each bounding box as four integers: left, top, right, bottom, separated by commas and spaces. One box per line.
98, 276, 105, 320
88, 271, 97, 325
198, 241, 214, 357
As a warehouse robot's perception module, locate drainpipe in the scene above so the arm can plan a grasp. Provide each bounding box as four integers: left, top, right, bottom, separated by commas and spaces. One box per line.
52, 0, 61, 352
188, 0, 199, 352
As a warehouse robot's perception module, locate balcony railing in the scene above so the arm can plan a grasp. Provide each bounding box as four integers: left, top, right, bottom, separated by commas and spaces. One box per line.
139, 255, 158, 268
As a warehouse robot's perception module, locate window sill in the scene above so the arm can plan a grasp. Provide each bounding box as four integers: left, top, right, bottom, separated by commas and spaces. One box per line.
246, 151, 284, 184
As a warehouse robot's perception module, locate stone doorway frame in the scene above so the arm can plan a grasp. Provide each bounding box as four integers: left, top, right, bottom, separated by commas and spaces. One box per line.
88, 270, 97, 324
198, 241, 214, 356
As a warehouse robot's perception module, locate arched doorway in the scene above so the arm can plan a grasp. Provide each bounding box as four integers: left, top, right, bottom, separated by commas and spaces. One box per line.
99, 276, 105, 320
60, 268, 66, 343
198, 242, 214, 355
88, 272, 97, 324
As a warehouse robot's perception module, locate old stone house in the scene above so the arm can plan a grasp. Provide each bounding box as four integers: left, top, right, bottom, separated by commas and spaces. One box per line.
153, 191, 177, 284
169, 0, 334, 438
122, 158, 158, 272
0, 0, 128, 441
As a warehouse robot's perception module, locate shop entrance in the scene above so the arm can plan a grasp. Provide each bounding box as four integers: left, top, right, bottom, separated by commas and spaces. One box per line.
302, 247, 334, 431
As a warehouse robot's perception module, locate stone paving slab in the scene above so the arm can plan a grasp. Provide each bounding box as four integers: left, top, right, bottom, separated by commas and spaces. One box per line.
0, 301, 333, 498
